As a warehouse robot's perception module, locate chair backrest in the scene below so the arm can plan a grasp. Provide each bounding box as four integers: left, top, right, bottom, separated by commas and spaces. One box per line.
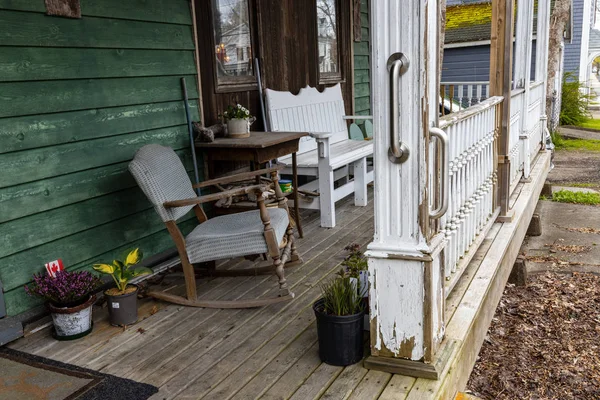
129, 144, 197, 222
349, 123, 365, 141
364, 120, 373, 139
265, 84, 348, 155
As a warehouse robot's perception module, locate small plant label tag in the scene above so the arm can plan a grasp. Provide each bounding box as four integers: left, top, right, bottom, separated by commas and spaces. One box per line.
45, 259, 64, 278
112, 302, 120, 309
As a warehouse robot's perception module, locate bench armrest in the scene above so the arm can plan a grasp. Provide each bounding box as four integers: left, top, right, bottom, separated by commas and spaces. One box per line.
342, 115, 373, 121
309, 131, 334, 140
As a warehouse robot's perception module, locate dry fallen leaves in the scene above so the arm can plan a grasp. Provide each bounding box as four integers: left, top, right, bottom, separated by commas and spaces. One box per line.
467, 272, 600, 400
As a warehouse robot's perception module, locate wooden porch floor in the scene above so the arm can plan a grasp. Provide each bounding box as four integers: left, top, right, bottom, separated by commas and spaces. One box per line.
7, 152, 550, 400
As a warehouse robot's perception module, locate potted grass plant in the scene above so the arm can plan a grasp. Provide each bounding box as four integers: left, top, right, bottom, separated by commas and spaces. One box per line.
221, 104, 255, 138
25, 270, 102, 340
93, 248, 152, 326
313, 274, 366, 366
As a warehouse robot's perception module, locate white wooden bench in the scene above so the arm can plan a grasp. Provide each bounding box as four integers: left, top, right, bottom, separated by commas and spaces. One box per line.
265, 84, 373, 228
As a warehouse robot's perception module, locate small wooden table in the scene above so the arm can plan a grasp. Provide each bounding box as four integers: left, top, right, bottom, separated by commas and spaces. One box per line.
196, 131, 308, 237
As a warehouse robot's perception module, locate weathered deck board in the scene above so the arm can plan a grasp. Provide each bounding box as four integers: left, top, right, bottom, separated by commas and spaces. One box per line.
6, 150, 550, 400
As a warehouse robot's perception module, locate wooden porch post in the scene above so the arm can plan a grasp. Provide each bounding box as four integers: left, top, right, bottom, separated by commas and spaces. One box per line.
514, 0, 535, 178
537, 0, 552, 134
490, 0, 515, 219
365, 0, 446, 377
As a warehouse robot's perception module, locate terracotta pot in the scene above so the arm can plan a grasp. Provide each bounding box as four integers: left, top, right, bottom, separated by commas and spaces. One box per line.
105, 285, 139, 326
227, 117, 255, 138
48, 295, 95, 340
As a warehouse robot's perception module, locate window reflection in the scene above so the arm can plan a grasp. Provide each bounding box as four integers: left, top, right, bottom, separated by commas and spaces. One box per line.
212, 0, 254, 81
317, 0, 339, 75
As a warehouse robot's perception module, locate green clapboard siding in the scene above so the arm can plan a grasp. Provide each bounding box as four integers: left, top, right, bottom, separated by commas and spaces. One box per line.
353, 0, 371, 117
0, 2, 201, 316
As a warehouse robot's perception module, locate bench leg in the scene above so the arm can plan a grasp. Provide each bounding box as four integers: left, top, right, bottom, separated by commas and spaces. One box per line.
353, 157, 368, 206
318, 168, 336, 228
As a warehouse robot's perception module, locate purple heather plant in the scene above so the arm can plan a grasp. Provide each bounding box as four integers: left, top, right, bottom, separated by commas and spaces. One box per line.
25, 270, 102, 306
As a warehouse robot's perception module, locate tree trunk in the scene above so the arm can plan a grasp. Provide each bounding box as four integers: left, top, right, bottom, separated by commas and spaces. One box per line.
546, 0, 571, 122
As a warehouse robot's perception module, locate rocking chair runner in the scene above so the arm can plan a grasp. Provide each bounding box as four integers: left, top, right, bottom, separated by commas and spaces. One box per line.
129, 144, 302, 308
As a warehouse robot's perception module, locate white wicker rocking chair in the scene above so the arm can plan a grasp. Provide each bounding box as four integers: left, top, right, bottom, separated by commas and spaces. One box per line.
129, 144, 301, 308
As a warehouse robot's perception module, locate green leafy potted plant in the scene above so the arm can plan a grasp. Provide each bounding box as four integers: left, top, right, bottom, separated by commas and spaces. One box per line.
25, 270, 102, 340
93, 248, 152, 326
313, 274, 366, 366
221, 104, 255, 138
342, 243, 368, 298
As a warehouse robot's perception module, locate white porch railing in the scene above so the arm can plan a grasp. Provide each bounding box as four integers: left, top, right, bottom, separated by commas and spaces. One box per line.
438, 96, 503, 293
440, 82, 490, 112
509, 88, 525, 191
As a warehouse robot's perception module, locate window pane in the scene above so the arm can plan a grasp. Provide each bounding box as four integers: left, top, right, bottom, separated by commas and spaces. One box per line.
212, 0, 253, 81
317, 0, 339, 75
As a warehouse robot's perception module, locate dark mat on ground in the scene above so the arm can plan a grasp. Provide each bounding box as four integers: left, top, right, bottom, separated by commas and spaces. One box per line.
0, 346, 158, 400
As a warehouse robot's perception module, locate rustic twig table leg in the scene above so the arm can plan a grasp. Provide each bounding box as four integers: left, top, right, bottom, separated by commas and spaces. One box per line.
292, 152, 303, 238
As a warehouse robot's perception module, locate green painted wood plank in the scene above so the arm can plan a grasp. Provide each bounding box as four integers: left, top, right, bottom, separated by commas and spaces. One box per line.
355, 110, 371, 117
361, 27, 369, 38
361, 12, 369, 27
0, 151, 198, 224
355, 97, 371, 113
354, 69, 370, 84
354, 55, 369, 70
0, 47, 196, 82
0, 125, 191, 188
0, 75, 198, 118
361, 0, 369, 13
0, 207, 194, 293
0, 10, 194, 49
2, 218, 196, 316
0, 0, 192, 25
354, 41, 369, 56
0, 188, 153, 260
80, 0, 192, 25
1, 101, 199, 154
354, 82, 370, 98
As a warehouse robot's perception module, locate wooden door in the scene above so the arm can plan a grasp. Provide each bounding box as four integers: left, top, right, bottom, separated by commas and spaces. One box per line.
195, 0, 354, 129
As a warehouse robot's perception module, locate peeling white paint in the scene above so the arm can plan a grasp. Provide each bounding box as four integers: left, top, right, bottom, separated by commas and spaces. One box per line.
369, 258, 425, 360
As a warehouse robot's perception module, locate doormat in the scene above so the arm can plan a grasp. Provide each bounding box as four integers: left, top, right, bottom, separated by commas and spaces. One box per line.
0, 347, 158, 400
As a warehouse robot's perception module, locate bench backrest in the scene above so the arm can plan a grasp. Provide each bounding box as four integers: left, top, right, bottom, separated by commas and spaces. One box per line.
265, 84, 348, 155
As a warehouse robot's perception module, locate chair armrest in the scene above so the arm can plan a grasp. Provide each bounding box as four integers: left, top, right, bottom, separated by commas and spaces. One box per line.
193, 165, 284, 189
309, 131, 334, 140
342, 115, 373, 120
164, 184, 269, 208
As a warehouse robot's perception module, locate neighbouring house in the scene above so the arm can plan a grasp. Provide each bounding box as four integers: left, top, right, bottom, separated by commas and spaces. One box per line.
0, 0, 371, 325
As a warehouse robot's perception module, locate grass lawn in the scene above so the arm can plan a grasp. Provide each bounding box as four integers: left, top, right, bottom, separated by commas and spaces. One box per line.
541, 189, 600, 205
552, 132, 600, 151
579, 119, 600, 131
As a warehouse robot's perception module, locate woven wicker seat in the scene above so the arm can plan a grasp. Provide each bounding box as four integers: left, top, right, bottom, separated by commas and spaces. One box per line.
129, 144, 301, 308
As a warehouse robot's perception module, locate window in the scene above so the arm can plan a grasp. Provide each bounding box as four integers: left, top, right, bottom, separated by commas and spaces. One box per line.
316, 0, 341, 82
211, 0, 255, 87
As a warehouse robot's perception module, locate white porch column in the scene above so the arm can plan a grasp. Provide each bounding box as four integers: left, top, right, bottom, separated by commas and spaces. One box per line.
365, 0, 446, 373
514, 0, 534, 178
536, 0, 552, 136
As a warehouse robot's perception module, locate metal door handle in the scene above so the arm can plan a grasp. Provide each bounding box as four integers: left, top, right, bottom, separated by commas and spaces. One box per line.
387, 53, 410, 164
430, 127, 449, 219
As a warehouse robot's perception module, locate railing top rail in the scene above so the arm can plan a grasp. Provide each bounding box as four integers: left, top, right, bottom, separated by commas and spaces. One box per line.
529, 80, 544, 89
440, 81, 489, 86
511, 87, 526, 97
439, 96, 503, 129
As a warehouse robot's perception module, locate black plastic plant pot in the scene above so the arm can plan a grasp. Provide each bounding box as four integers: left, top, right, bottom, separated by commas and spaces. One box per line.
313, 298, 366, 366
105, 285, 139, 326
